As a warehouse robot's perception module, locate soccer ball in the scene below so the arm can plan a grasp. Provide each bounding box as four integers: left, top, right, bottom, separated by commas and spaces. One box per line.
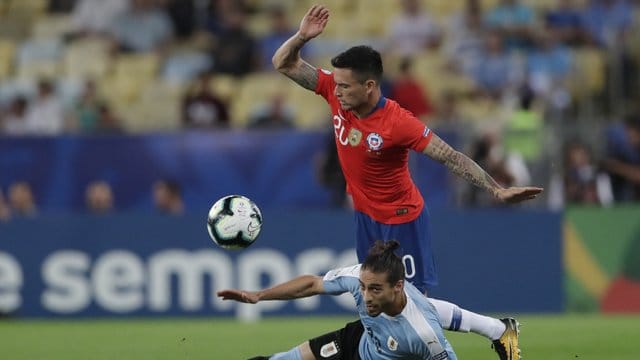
207, 195, 263, 250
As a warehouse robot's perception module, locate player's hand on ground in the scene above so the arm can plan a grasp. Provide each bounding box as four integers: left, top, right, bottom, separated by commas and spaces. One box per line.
216, 289, 259, 304
298, 5, 329, 41
495, 186, 544, 204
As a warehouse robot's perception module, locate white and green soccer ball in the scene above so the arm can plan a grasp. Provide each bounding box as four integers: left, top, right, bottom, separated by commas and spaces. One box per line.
207, 195, 263, 250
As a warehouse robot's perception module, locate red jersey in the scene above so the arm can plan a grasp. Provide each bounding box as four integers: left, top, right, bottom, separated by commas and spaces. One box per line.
314, 68, 433, 224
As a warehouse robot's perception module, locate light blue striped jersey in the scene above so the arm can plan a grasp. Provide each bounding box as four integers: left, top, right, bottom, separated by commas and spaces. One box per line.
323, 265, 457, 360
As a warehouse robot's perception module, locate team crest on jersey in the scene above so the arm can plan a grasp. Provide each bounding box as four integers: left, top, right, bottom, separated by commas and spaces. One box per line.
366, 132, 383, 151
320, 341, 339, 357
387, 336, 398, 351
348, 128, 362, 146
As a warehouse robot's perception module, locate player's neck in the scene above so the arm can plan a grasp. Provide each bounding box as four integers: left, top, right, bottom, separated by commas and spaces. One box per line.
386, 292, 407, 317
353, 91, 382, 119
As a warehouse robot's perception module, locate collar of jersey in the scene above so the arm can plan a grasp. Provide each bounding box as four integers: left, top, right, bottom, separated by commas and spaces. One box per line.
364, 96, 386, 118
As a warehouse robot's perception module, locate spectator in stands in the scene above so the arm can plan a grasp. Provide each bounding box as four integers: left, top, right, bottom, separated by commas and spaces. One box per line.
484, 0, 536, 50
8, 181, 37, 218
96, 104, 124, 134
164, 0, 196, 39
387, 0, 442, 57
548, 140, 613, 208
581, 0, 633, 48
525, 29, 573, 110
258, 5, 300, 70
503, 87, 544, 163
603, 115, 640, 202
247, 94, 295, 130
24, 79, 65, 135
470, 31, 523, 99
317, 133, 348, 208
109, 0, 174, 53
444, 0, 486, 75
0, 189, 11, 222
153, 179, 184, 215
70, 0, 129, 37
463, 132, 517, 207
182, 72, 229, 129
544, 0, 586, 46
389, 57, 433, 122
85, 181, 115, 214
1, 96, 29, 136
210, 8, 258, 76
72, 80, 102, 132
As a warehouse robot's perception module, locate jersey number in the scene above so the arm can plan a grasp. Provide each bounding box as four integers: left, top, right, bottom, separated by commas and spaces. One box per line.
403, 255, 416, 279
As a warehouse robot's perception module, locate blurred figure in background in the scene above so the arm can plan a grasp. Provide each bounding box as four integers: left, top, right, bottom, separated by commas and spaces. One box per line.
387, 0, 442, 56
25, 79, 65, 135
0, 189, 11, 222
85, 181, 115, 214
317, 133, 347, 208
258, 5, 300, 70
389, 57, 434, 122
72, 80, 102, 133
181, 72, 229, 129
70, 0, 129, 38
95, 104, 124, 134
484, 0, 536, 50
1, 96, 29, 136
109, 0, 174, 53
153, 179, 184, 215
548, 141, 613, 209
209, 8, 258, 76
544, 0, 585, 46
8, 181, 37, 218
604, 115, 640, 202
470, 31, 524, 99
247, 94, 295, 130
444, 0, 486, 75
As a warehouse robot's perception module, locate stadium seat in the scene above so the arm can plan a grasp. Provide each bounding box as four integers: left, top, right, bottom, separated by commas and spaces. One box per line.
16, 37, 64, 80
0, 38, 16, 80
32, 14, 73, 40
569, 47, 606, 99
207, 74, 238, 103
113, 53, 160, 82
64, 38, 112, 80
230, 72, 292, 128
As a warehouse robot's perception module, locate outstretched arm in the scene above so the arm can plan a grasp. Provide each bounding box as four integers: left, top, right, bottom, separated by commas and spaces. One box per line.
423, 134, 543, 203
272, 5, 329, 91
217, 275, 325, 304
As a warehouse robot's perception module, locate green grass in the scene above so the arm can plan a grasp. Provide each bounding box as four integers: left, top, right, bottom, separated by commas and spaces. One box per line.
1, 314, 639, 359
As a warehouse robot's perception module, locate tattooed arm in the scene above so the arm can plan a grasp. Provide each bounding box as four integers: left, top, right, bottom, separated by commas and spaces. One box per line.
422, 134, 543, 203
272, 5, 329, 91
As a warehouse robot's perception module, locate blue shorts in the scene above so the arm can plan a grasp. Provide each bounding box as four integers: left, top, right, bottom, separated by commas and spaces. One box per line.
355, 206, 437, 293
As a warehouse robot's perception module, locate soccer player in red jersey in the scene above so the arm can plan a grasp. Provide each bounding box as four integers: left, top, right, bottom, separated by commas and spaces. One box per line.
272, 5, 543, 360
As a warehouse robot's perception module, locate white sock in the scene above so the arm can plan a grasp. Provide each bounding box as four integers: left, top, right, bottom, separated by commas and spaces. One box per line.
429, 298, 506, 340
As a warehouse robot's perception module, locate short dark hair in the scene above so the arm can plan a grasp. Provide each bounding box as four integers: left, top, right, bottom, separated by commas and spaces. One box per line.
331, 45, 383, 83
361, 240, 405, 285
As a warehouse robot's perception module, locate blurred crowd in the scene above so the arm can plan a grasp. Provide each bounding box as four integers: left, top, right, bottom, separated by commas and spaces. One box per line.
1, 0, 640, 215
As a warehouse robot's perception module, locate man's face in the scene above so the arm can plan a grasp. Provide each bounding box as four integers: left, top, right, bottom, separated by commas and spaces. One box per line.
333, 68, 369, 111
359, 269, 402, 317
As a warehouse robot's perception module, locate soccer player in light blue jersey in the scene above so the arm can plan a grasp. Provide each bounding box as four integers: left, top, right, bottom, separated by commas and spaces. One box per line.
217, 240, 456, 360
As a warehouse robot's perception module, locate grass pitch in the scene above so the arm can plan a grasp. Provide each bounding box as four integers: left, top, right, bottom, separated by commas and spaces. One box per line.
0, 314, 639, 359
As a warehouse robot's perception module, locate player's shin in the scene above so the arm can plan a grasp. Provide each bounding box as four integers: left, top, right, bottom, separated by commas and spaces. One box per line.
430, 298, 506, 340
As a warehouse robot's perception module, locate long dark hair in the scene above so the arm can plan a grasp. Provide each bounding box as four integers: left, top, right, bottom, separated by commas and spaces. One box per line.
362, 240, 404, 285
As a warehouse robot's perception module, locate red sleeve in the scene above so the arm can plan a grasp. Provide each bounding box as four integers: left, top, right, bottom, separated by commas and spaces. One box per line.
394, 107, 433, 152
314, 68, 335, 101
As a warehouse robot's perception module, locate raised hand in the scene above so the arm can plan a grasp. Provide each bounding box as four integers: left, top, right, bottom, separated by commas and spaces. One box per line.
298, 5, 330, 41
216, 289, 259, 304
495, 187, 544, 204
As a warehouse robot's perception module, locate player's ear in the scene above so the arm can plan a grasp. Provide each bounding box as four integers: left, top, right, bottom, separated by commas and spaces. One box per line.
365, 79, 376, 93
394, 279, 404, 292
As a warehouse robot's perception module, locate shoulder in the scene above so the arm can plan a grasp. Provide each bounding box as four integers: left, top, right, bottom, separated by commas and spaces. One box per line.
323, 264, 361, 282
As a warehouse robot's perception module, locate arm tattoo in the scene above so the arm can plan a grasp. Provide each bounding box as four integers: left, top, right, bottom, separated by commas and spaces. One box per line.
284, 60, 318, 91
423, 134, 502, 196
